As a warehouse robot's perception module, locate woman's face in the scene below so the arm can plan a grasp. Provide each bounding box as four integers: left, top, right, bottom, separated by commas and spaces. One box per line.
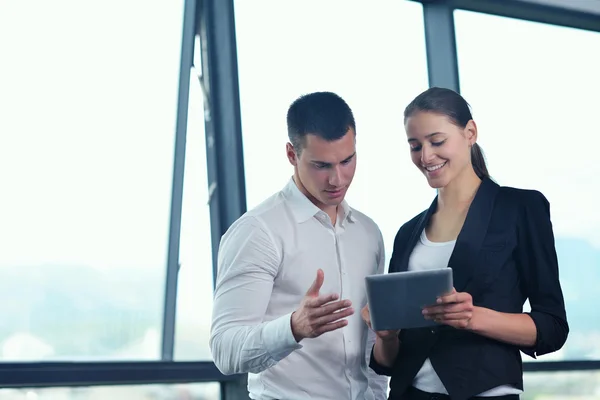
405, 111, 476, 189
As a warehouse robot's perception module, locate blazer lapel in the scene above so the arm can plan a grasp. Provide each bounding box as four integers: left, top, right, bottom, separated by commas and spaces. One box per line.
397, 197, 438, 272
448, 178, 500, 293
397, 178, 500, 293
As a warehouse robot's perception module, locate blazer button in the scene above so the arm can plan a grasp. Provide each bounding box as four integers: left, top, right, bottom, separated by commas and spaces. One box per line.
430, 328, 436, 334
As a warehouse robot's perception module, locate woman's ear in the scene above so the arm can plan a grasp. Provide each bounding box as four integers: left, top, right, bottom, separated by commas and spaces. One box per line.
465, 119, 478, 146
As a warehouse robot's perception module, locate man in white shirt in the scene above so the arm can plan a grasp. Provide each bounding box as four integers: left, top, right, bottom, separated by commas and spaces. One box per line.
210, 91, 389, 399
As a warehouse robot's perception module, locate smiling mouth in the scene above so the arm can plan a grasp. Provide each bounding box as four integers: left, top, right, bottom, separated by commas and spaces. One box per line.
423, 162, 447, 172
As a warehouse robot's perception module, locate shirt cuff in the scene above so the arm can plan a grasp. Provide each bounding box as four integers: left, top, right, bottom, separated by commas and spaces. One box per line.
262, 311, 303, 361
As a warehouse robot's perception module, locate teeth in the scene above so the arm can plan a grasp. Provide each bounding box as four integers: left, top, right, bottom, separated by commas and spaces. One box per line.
425, 162, 446, 172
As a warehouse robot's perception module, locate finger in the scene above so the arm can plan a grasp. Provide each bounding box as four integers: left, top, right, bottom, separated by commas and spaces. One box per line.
438, 289, 469, 305
361, 305, 370, 321
314, 307, 354, 325
422, 308, 450, 320
436, 287, 456, 301
312, 299, 352, 317
361, 305, 372, 325
306, 293, 341, 308
422, 305, 447, 315
313, 319, 348, 336
434, 311, 472, 321
306, 268, 325, 296
424, 302, 471, 315
437, 287, 455, 300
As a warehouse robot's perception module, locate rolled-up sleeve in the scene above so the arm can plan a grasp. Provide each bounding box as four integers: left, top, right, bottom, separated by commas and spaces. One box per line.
517, 190, 569, 358
209, 217, 302, 375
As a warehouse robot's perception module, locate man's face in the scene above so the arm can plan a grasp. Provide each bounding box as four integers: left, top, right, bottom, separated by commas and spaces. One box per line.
287, 128, 357, 210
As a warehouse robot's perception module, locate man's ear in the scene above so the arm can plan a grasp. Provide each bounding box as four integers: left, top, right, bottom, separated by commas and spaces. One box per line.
465, 119, 478, 146
286, 142, 298, 166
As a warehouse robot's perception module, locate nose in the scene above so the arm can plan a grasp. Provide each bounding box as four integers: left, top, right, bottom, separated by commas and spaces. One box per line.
420, 144, 436, 165
329, 166, 342, 187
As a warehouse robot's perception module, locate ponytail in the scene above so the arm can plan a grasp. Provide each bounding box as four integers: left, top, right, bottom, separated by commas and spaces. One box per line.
471, 143, 489, 180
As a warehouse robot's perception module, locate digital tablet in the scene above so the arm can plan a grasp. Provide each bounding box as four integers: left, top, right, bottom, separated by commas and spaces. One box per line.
365, 268, 453, 331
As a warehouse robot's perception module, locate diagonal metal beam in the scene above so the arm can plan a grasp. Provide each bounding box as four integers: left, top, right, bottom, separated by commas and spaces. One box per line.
197, 0, 247, 289
161, 0, 197, 361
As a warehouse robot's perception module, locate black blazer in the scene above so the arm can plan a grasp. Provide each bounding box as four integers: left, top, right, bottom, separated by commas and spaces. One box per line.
370, 178, 569, 400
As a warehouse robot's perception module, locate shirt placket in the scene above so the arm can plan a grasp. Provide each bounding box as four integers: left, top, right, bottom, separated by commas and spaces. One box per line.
317, 211, 354, 399
334, 220, 354, 399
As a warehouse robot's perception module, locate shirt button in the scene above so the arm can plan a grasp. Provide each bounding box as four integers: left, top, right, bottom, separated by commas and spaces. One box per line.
431, 329, 436, 334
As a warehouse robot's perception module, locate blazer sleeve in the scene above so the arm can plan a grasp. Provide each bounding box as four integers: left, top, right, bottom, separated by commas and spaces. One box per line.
517, 190, 569, 358
369, 345, 395, 376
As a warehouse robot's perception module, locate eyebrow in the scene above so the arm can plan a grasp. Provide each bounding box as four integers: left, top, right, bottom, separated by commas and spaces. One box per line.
407, 132, 443, 142
312, 152, 356, 166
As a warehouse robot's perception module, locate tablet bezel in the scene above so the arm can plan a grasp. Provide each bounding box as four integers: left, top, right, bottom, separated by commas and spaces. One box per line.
365, 268, 453, 331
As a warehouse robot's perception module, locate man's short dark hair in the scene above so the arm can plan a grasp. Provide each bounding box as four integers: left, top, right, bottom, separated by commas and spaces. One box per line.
286, 91, 356, 153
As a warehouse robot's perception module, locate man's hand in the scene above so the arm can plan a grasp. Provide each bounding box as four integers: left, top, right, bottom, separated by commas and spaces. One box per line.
361, 304, 399, 341
422, 288, 475, 329
291, 269, 354, 342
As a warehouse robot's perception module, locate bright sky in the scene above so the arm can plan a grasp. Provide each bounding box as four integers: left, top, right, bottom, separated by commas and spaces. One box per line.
0, 0, 598, 362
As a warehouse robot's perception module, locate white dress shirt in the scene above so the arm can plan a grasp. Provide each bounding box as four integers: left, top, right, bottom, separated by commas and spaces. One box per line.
210, 178, 389, 400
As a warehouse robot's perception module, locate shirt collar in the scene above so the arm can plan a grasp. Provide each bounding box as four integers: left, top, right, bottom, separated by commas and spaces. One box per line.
283, 177, 355, 224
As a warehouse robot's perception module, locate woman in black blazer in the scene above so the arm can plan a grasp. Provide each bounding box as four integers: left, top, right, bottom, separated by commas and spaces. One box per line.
362, 87, 569, 400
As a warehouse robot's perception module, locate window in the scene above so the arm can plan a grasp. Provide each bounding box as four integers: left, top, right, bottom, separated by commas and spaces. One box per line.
455, 10, 600, 361
0, 0, 185, 361
523, 371, 600, 399
235, 0, 431, 263
0, 382, 220, 400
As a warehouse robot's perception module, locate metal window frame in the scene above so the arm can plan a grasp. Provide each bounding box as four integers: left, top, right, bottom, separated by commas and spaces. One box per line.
197, 0, 247, 291
414, 0, 600, 91
163, 0, 247, 361
422, 0, 600, 33
160, 0, 198, 363
0, 362, 235, 388
2, 360, 599, 388
422, 1, 461, 92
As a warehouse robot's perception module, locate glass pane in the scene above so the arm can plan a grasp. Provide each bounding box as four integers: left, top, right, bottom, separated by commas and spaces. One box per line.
455, 10, 600, 360
235, 0, 430, 263
0, 383, 220, 400
0, 1, 184, 360
174, 43, 214, 361
523, 371, 600, 399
